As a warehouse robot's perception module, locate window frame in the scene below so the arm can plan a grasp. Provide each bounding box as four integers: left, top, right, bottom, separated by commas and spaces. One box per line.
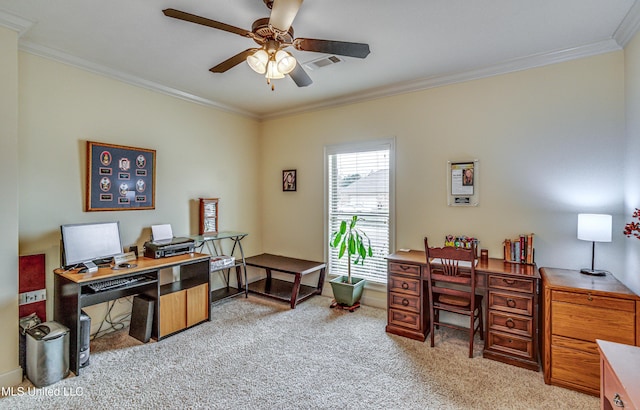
323, 138, 396, 285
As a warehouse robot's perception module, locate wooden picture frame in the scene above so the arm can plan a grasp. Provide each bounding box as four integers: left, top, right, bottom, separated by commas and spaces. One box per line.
86, 141, 156, 211
199, 198, 219, 235
283, 169, 297, 192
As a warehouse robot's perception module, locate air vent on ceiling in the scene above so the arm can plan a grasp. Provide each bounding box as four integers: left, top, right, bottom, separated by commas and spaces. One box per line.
303, 55, 342, 71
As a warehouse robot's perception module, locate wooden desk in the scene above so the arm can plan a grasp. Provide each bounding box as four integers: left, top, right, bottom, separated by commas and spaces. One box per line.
541, 267, 640, 396
54, 253, 211, 375
598, 340, 640, 410
245, 253, 326, 309
386, 250, 540, 370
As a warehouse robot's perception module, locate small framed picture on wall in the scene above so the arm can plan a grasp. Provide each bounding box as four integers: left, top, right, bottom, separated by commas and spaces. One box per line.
283, 169, 297, 192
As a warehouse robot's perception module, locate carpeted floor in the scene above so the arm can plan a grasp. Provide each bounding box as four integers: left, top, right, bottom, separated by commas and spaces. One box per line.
2, 295, 598, 409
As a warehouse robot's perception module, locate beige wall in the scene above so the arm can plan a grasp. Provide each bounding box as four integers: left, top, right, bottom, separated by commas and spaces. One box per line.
5, 52, 263, 383
0, 26, 21, 387
261, 52, 627, 306
624, 31, 640, 294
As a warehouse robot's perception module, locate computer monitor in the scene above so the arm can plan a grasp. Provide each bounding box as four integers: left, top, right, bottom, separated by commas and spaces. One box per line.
60, 221, 123, 271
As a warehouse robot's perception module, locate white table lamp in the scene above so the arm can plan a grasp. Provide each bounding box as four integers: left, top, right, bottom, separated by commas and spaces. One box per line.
577, 213, 612, 276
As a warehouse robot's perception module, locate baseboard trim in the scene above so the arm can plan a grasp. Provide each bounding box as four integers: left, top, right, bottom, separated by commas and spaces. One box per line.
0, 366, 23, 388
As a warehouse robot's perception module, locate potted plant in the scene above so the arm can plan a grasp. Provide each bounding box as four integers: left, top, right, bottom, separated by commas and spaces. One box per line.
329, 215, 373, 308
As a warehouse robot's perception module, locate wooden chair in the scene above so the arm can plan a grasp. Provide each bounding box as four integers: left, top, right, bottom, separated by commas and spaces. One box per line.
424, 237, 483, 358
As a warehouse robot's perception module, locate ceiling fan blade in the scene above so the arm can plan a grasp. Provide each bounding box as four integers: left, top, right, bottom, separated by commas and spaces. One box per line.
288, 63, 312, 87
163, 8, 251, 37
210, 49, 258, 73
269, 0, 303, 32
294, 38, 370, 59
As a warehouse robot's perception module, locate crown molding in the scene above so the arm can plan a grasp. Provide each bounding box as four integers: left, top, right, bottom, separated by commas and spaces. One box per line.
262, 39, 622, 120
19, 40, 259, 120
5, 9, 629, 122
0, 9, 35, 36
614, 0, 640, 47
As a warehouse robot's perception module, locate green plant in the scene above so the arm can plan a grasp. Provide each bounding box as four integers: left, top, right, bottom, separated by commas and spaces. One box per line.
330, 215, 373, 284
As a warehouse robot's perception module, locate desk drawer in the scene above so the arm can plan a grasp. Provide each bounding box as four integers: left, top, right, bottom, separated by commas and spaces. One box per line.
551, 301, 636, 344
389, 292, 421, 313
388, 308, 421, 330
488, 311, 533, 338
550, 344, 600, 393
551, 290, 636, 312
488, 275, 534, 294
388, 276, 421, 296
389, 262, 421, 278
486, 330, 534, 360
488, 291, 533, 316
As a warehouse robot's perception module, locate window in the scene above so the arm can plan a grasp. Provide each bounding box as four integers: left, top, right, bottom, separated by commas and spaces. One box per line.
325, 139, 394, 284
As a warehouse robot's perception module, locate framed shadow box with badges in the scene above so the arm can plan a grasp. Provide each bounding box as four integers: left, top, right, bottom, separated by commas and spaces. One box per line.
447, 160, 479, 207
86, 141, 156, 211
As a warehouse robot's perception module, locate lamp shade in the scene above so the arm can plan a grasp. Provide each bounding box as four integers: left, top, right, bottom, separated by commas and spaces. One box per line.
275, 50, 296, 74
577, 213, 612, 242
247, 49, 269, 74
265, 60, 285, 79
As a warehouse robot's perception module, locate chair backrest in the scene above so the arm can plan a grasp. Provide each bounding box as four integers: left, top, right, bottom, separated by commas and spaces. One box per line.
424, 237, 477, 291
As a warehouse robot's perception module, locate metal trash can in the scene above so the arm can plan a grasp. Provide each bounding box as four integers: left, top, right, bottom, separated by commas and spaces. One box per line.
26, 321, 70, 388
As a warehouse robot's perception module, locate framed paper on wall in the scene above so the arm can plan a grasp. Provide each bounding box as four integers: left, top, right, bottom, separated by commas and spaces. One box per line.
447, 159, 479, 207
86, 141, 156, 211
283, 169, 297, 192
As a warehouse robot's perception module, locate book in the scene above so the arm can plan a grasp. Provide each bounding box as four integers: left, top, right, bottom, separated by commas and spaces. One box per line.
503, 233, 534, 264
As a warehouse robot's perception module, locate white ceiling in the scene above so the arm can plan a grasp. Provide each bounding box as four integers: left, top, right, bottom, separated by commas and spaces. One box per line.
1, 0, 639, 119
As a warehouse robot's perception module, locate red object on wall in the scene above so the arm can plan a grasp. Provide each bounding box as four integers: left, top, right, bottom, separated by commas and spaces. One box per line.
19, 254, 46, 321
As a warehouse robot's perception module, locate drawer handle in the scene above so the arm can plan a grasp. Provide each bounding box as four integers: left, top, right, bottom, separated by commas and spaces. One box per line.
402, 282, 409, 290
613, 393, 624, 408
502, 279, 516, 285
402, 298, 410, 307
400, 265, 410, 271
506, 318, 515, 329
506, 298, 517, 308
587, 292, 593, 302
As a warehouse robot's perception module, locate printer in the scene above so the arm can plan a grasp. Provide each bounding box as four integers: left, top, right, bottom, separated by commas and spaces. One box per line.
143, 224, 195, 259
144, 237, 195, 259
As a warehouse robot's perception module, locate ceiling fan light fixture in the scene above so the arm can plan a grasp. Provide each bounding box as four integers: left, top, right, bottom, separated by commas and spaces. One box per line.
247, 49, 269, 74
265, 59, 285, 79
275, 50, 296, 74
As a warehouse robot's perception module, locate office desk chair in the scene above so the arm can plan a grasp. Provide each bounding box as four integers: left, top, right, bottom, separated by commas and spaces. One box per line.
424, 237, 483, 358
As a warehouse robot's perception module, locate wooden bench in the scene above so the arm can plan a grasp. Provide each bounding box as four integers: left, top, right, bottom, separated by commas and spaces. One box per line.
245, 253, 326, 309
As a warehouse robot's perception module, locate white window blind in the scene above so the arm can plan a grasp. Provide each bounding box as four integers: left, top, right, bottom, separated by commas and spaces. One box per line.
326, 140, 393, 284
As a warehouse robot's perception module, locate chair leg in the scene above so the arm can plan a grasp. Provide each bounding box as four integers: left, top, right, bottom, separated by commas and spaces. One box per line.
479, 305, 484, 341
430, 309, 435, 347
468, 314, 474, 358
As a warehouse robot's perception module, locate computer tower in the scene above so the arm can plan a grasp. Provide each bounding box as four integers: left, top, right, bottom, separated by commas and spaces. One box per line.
79, 310, 91, 368
129, 295, 154, 343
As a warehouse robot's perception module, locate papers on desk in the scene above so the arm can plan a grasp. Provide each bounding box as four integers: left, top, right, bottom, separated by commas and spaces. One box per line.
151, 224, 173, 243
429, 258, 478, 268
210, 255, 235, 271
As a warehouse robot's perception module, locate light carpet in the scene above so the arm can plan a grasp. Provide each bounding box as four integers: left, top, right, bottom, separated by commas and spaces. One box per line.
2, 295, 597, 409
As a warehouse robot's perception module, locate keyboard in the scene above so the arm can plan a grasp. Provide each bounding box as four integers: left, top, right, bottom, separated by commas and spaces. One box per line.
86, 277, 144, 293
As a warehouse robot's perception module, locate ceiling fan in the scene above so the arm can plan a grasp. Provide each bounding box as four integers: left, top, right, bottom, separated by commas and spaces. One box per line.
163, 0, 370, 90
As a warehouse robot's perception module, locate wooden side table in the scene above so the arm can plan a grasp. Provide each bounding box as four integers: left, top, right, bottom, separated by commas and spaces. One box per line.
597, 340, 640, 410
245, 253, 326, 309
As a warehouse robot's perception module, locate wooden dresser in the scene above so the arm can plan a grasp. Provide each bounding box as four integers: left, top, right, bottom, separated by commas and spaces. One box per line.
386, 251, 540, 370
540, 267, 640, 396
386, 252, 428, 341
597, 340, 640, 410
